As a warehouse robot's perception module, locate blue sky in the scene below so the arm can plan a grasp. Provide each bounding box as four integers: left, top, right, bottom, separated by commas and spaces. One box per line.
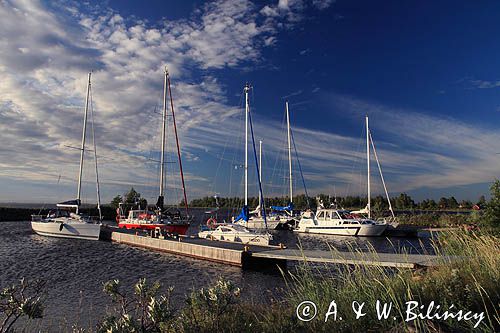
1, 0, 499, 205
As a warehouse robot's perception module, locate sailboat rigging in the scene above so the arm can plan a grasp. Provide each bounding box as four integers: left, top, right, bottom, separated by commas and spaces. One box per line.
117, 67, 191, 234
31, 72, 102, 240
295, 115, 394, 236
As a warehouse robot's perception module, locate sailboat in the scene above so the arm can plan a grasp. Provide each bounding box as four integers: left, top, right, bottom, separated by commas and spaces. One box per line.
31, 73, 102, 240
235, 101, 297, 230
117, 67, 190, 235
296, 115, 394, 236
201, 84, 272, 243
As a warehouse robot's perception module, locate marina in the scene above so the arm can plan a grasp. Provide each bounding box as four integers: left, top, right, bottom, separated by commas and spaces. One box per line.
1, 1, 499, 331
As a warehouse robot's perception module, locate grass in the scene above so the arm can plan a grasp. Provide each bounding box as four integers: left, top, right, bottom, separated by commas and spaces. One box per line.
273, 229, 499, 332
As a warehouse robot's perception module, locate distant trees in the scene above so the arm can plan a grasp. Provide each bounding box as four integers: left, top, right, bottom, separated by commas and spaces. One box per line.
393, 193, 415, 210
485, 179, 500, 228
185, 192, 488, 212
109, 188, 148, 210
110, 195, 122, 209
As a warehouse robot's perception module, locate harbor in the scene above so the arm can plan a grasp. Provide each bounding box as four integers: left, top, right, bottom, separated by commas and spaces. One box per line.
1, 0, 499, 331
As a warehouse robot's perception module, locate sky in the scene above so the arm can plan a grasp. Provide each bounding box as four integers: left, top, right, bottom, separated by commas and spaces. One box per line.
1, 0, 500, 205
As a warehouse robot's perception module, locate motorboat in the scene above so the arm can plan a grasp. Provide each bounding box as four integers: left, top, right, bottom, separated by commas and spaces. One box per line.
296, 208, 387, 236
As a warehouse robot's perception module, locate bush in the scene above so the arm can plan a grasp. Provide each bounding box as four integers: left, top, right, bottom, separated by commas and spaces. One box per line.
97, 278, 174, 333
0, 278, 45, 333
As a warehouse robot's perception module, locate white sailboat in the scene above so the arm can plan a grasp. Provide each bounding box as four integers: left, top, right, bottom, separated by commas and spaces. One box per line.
235, 101, 296, 230
296, 115, 395, 236
31, 73, 102, 240
202, 84, 271, 242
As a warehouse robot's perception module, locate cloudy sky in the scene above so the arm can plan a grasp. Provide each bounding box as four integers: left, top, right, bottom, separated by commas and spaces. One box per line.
1, 0, 499, 205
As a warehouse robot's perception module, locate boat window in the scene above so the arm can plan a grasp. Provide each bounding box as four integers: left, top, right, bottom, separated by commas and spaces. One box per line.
317, 211, 325, 219
325, 211, 331, 219
338, 211, 355, 219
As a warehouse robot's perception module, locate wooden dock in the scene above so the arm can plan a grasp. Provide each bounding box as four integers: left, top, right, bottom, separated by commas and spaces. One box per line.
252, 249, 448, 268
106, 229, 454, 270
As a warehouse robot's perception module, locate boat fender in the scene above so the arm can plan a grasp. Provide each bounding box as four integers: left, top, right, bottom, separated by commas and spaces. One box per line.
59, 223, 64, 231
206, 217, 217, 229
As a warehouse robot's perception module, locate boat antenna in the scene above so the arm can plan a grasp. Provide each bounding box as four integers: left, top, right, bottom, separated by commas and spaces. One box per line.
76, 72, 91, 214
166, 67, 189, 216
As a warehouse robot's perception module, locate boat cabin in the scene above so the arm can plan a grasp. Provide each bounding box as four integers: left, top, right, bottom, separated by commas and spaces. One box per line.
315, 209, 362, 220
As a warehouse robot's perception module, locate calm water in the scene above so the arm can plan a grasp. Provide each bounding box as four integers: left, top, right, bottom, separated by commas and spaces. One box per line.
0, 211, 434, 331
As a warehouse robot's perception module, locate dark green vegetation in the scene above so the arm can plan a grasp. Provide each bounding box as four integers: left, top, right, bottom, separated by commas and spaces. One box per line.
188, 192, 484, 211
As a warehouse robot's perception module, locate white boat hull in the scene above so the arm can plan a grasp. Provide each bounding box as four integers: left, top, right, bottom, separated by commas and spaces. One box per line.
295, 224, 387, 236
198, 225, 272, 245
295, 223, 387, 236
31, 220, 101, 240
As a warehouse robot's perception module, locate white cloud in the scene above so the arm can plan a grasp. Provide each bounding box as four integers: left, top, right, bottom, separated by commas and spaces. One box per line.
312, 0, 336, 10
0, 0, 334, 203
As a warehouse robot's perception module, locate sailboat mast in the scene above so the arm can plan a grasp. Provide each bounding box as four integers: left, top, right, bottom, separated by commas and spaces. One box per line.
259, 140, 262, 208
89, 78, 102, 220
286, 101, 293, 203
366, 115, 371, 218
76, 72, 91, 213
244, 84, 250, 206
159, 68, 167, 202
166, 68, 189, 216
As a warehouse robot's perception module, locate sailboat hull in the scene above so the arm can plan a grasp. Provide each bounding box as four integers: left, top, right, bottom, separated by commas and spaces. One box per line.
118, 222, 189, 235
235, 217, 296, 230
31, 220, 101, 240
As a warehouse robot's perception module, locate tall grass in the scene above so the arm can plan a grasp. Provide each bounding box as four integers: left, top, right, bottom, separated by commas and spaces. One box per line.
279, 230, 499, 332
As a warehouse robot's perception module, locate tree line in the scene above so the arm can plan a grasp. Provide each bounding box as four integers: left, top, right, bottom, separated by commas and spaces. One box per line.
187, 193, 488, 211
109, 188, 488, 212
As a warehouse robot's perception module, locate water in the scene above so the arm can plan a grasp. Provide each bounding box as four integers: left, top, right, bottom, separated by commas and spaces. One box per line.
0, 210, 434, 330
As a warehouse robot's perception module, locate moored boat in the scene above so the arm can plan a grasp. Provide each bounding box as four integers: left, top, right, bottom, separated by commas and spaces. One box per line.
198, 223, 272, 246
295, 115, 396, 236
117, 208, 190, 235
31, 72, 102, 240
115, 67, 191, 235
296, 208, 387, 236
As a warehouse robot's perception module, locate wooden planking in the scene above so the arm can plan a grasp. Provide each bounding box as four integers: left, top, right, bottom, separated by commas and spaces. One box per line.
251, 249, 452, 268
109, 231, 455, 269
111, 232, 243, 266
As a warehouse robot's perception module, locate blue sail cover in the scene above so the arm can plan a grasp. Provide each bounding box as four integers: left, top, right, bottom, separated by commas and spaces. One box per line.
56, 199, 81, 207
234, 205, 249, 222
271, 202, 294, 212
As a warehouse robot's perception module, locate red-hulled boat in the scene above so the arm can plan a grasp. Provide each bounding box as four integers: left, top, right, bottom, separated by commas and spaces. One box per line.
116, 67, 191, 235
117, 209, 190, 234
